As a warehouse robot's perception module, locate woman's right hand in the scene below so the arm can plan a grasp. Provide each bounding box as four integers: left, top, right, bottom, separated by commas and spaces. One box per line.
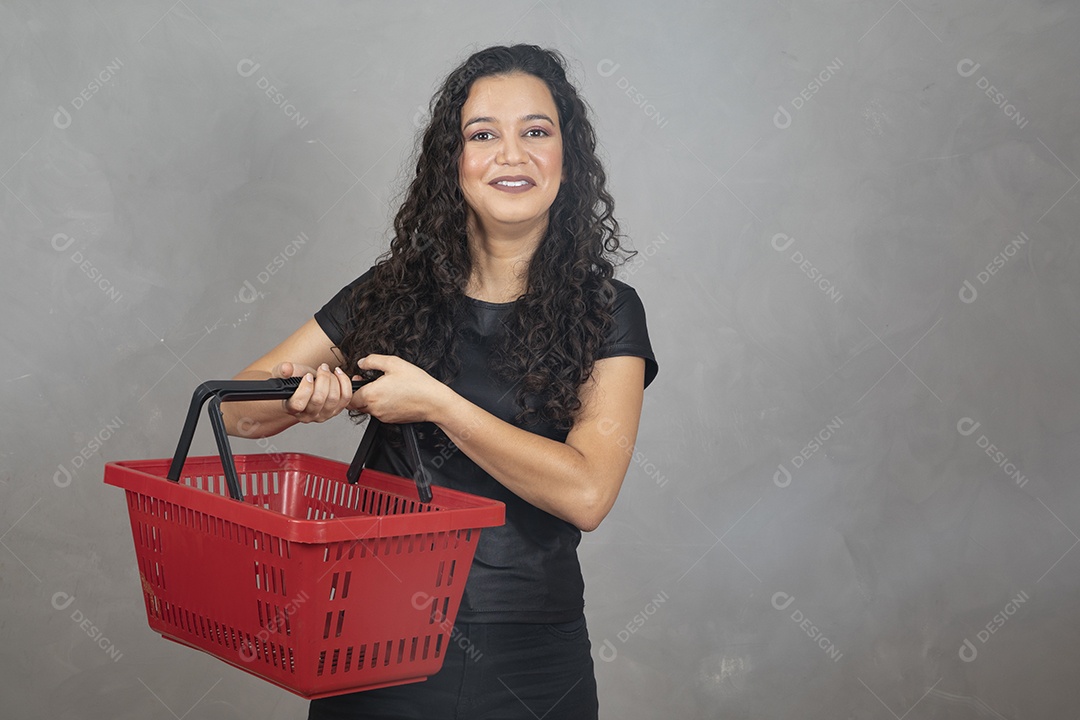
274, 360, 359, 423
223, 317, 353, 438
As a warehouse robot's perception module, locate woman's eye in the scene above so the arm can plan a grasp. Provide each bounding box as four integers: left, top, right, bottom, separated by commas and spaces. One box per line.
525, 128, 549, 137
470, 131, 494, 141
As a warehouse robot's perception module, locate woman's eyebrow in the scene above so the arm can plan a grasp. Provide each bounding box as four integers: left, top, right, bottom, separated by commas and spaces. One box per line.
463, 113, 556, 129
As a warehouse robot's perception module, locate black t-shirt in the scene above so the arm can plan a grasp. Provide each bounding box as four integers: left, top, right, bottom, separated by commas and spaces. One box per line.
315, 267, 658, 623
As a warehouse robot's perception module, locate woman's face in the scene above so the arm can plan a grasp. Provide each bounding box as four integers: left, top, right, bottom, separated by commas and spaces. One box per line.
458, 72, 564, 239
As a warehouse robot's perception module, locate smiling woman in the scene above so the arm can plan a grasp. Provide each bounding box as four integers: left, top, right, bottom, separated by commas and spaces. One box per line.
220, 44, 658, 720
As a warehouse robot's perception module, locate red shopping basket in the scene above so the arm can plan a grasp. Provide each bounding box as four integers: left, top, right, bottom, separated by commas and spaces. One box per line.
104, 378, 504, 699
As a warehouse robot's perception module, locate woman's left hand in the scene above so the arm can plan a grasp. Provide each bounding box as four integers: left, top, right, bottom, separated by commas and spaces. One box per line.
349, 354, 451, 424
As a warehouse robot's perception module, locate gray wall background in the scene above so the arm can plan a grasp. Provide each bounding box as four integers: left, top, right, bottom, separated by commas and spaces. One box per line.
3, 1, 1079, 718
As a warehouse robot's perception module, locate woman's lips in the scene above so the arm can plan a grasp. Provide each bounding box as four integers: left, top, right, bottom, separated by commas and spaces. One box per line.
489, 177, 535, 194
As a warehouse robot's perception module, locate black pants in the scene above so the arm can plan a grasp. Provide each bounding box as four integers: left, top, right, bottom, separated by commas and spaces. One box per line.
308, 617, 599, 720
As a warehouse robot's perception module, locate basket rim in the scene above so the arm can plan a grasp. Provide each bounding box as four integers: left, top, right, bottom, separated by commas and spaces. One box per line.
104, 453, 504, 544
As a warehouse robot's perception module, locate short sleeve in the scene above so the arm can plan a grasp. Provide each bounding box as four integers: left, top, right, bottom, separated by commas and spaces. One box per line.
601, 280, 659, 389
314, 267, 376, 346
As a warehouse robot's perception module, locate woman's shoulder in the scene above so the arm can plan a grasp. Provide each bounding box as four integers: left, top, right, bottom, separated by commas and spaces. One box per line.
339, 265, 378, 292
605, 277, 650, 320
314, 266, 378, 345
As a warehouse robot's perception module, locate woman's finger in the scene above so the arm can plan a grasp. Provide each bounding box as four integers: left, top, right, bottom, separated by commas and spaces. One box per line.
333, 367, 353, 409
309, 363, 334, 413
319, 364, 343, 417
274, 361, 317, 379
283, 373, 314, 415
356, 354, 394, 375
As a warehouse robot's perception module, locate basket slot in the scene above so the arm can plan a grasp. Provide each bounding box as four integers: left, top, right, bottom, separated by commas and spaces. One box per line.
143, 592, 161, 619
139, 555, 166, 591
425, 596, 451, 626
252, 559, 284, 592
137, 522, 159, 552
258, 600, 290, 636
341, 571, 352, 599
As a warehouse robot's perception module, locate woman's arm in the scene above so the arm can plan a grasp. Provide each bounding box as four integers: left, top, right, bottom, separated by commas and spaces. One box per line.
220, 317, 359, 438
352, 353, 646, 532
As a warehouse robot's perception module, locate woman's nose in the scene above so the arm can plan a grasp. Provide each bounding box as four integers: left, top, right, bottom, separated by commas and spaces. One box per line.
496, 135, 526, 165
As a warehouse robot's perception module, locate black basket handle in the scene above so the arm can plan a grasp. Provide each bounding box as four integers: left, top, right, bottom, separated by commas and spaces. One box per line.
166, 377, 432, 504
345, 417, 432, 504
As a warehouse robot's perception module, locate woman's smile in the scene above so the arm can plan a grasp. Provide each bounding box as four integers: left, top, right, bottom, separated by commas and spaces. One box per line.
489, 175, 536, 193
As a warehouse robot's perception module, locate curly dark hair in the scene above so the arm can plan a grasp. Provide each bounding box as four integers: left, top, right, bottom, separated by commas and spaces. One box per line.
339, 44, 632, 429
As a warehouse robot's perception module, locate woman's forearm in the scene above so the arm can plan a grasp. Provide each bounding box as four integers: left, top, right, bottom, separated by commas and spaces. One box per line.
429, 391, 618, 532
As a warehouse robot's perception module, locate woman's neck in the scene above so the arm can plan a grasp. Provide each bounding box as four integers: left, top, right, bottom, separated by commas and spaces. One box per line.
465, 217, 546, 303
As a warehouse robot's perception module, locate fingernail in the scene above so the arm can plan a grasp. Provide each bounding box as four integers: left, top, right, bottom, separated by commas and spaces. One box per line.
335, 367, 344, 374
320, 363, 329, 371
305, 373, 313, 382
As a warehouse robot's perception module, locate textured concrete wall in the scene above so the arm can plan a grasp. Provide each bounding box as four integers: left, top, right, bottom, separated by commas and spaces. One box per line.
2, 1, 1078, 717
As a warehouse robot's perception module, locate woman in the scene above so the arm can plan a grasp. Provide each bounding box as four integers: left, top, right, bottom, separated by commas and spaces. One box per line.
223, 44, 658, 720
